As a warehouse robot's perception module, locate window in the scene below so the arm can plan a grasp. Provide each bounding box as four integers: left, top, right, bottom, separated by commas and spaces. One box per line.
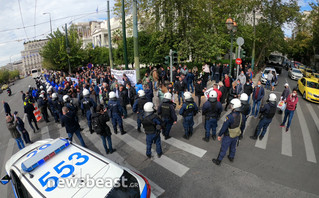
307, 81, 319, 89
10, 170, 33, 198
301, 78, 305, 86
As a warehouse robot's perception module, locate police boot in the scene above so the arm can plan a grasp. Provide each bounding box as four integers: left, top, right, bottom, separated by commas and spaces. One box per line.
137, 127, 141, 133
212, 135, 217, 141
250, 135, 257, 140
227, 155, 234, 162
120, 128, 126, 135
202, 137, 209, 142
146, 154, 152, 159
183, 134, 189, 140
114, 130, 118, 134
212, 158, 221, 165
259, 135, 264, 140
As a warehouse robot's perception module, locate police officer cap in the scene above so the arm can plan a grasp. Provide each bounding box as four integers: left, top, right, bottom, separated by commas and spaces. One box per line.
138, 90, 145, 97
83, 89, 90, 97
184, 92, 192, 100
164, 92, 172, 100
230, 98, 241, 109
109, 91, 116, 99
269, 93, 277, 102
63, 95, 70, 102
144, 102, 154, 112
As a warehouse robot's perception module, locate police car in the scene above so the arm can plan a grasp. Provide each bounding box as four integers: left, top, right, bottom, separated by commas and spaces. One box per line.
260, 67, 278, 86
1, 138, 154, 198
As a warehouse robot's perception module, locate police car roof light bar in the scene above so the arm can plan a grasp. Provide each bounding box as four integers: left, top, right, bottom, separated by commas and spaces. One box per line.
21, 139, 70, 172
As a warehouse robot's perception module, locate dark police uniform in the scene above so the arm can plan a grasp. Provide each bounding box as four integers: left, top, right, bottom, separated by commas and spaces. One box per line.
132, 96, 148, 132
239, 102, 251, 139
157, 100, 177, 139
37, 97, 49, 122
48, 97, 62, 123
64, 100, 79, 123
214, 111, 246, 164
142, 112, 163, 158
202, 99, 222, 140
81, 96, 97, 133
252, 102, 276, 140
179, 99, 198, 139
107, 98, 126, 134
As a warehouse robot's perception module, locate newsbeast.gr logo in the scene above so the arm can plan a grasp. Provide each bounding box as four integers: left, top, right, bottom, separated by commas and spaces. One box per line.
46, 174, 139, 189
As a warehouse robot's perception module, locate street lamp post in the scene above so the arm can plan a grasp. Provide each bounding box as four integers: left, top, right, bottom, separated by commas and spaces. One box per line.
226, 17, 237, 77
43, 12, 52, 34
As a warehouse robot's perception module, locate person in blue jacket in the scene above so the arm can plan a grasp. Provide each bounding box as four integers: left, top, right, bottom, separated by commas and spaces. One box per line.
251, 81, 265, 117
81, 89, 97, 133
179, 92, 198, 139
186, 69, 195, 93
157, 93, 177, 140
202, 90, 223, 142
142, 102, 163, 158
107, 91, 126, 135
135, 79, 143, 93
212, 99, 246, 165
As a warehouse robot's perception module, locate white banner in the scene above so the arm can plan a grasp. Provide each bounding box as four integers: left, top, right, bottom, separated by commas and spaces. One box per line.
66, 77, 79, 85
111, 69, 137, 86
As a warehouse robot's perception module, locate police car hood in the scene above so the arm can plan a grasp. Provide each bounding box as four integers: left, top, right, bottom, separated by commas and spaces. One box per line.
6, 139, 135, 198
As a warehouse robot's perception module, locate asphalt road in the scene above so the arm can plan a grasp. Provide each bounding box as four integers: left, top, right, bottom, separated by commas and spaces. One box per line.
0, 70, 319, 198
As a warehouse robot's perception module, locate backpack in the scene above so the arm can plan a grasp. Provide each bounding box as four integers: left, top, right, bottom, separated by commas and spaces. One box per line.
92, 114, 101, 134
228, 114, 242, 138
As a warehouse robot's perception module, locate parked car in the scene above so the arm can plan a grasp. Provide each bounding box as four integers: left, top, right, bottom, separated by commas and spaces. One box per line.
288, 68, 303, 80
1, 84, 8, 90
303, 68, 313, 78
297, 77, 319, 103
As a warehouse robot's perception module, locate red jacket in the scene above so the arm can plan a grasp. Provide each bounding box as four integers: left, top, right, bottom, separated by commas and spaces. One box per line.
286, 94, 298, 111
214, 88, 222, 102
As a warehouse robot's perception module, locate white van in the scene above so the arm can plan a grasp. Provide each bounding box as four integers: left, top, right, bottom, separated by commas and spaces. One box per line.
31, 69, 40, 79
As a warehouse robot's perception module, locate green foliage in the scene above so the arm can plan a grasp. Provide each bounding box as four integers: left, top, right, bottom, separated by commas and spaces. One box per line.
0, 70, 19, 84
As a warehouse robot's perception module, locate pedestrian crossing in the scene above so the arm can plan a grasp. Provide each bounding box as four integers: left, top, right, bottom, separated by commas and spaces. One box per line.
281, 113, 292, 157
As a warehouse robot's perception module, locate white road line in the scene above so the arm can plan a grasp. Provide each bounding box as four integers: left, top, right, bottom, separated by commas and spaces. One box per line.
0, 138, 16, 198
296, 104, 317, 163
115, 133, 190, 177
83, 133, 165, 197
255, 126, 269, 149
193, 115, 202, 128
306, 103, 319, 134
281, 113, 292, 157
23, 113, 26, 123
41, 126, 50, 139
124, 117, 207, 158
216, 110, 231, 132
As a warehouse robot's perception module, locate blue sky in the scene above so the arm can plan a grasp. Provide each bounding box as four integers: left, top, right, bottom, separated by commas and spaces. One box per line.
0, 0, 317, 67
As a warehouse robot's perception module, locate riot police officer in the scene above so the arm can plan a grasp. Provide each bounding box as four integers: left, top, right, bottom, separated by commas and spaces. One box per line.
37, 94, 50, 122
81, 89, 96, 134
142, 102, 163, 158
212, 99, 246, 165
202, 90, 222, 142
157, 93, 177, 140
239, 93, 251, 140
179, 92, 198, 139
250, 93, 277, 140
48, 93, 62, 123
63, 95, 79, 123
107, 91, 126, 135
132, 90, 148, 132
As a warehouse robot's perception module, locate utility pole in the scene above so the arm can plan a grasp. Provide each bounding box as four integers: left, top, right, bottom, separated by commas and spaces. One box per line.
133, 0, 140, 80
251, 9, 256, 72
169, 49, 173, 82
107, 0, 114, 69
121, 0, 128, 69
229, 31, 234, 77
65, 23, 71, 74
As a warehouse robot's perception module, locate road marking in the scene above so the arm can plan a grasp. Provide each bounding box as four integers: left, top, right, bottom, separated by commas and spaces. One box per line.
0, 138, 16, 198
255, 125, 269, 149
306, 103, 319, 135
115, 133, 190, 177
23, 113, 26, 123
193, 115, 202, 129
41, 126, 50, 139
124, 117, 207, 158
296, 104, 317, 163
281, 113, 292, 157
216, 110, 231, 133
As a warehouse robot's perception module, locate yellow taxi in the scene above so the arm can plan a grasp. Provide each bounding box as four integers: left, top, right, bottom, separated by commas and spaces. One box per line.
311, 73, 319, 82
302, 68, 313, 78
1, 84, 8, 90
297, 77, 319, 103
299, 65, 306, 73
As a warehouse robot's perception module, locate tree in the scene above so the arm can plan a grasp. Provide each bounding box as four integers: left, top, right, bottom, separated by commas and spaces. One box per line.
40, 26, 85, 72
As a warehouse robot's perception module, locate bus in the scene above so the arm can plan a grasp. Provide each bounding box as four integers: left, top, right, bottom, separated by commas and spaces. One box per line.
31, 69, 40, 79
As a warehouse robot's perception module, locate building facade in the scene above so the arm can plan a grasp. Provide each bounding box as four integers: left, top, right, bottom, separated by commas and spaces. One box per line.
292, 11, 311, 40
21, 39, 49, 75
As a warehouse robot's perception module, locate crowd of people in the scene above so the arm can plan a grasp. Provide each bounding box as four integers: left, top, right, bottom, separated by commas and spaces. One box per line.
3, 63, 299, 165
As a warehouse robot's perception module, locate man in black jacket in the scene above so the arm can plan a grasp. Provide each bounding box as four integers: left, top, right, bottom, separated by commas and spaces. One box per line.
61, 107, 86, 147
92, 105, 116, 154
119, 85, 129, 118
24, 101, 39, 133
175, 77, 186, 105
126, 83, 136, 108
243, 80, 253, 103
218, 82, 227, 104
3, 100, 12, 117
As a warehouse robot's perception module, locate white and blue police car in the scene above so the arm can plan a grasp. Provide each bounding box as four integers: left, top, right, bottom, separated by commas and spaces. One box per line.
1, 138, 154, 198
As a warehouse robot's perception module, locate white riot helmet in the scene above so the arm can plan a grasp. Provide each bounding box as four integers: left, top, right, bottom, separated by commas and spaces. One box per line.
240, 93, 249, 102
63, 95, 70, 103
230, 98, 242, 110
49, 86, 53, 90
39, 94, 44, 98
138, 90, 145, 97
40, 86, 43, 90
28, 85, 31, 88
52, 93, 58, 100
41, 90, 46, 94
144, 102, 154, 112
83, 89, 90, 97
109, 91, 116, 99
163, 92, 172, 100
184, 92, 192, 100
209, 90, 218, 98
269, 93, 277, 102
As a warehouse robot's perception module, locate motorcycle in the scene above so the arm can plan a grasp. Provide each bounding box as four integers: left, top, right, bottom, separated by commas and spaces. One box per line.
7, 88, 11, 96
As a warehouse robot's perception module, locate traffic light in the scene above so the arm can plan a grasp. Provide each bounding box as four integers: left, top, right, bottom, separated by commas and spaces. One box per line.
240, 49, 246, 58
164, 56, 170, 65
172, 51, 178, 66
